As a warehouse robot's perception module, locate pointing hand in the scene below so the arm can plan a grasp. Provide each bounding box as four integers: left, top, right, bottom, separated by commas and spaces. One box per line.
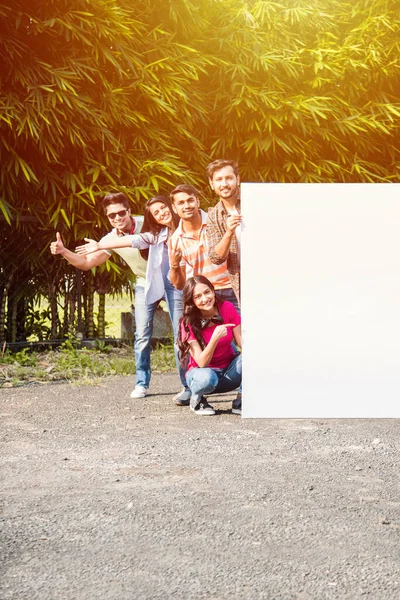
211, 324, 235, 341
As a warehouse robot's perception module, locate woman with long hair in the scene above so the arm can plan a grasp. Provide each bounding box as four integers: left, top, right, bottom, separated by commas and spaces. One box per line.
76, 195, 190, 404
178, 275, 242, 416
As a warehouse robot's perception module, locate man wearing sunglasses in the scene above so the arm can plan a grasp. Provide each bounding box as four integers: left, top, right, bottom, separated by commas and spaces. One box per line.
50, 192, 155, 399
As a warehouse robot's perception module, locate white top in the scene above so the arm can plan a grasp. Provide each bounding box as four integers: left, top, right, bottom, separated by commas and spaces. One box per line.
126, 227, 170, 305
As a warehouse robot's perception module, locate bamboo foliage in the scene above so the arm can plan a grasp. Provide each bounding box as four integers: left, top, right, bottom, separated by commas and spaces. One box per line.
0, 0, 210, 231
198, 0, 400, 183
1, 0, 398, 227
0, 0, 399, 342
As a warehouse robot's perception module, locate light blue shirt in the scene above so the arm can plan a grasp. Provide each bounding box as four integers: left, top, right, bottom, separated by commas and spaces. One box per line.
127, 227, 171, 304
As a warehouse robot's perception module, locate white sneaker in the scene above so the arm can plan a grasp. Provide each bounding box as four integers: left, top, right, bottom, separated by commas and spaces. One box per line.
130, 385, 147, 399
190, 398, 216, 415
174, 388, 191, 406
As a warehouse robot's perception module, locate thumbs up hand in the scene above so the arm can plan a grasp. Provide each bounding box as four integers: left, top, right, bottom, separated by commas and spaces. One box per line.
50, 232, 65, 255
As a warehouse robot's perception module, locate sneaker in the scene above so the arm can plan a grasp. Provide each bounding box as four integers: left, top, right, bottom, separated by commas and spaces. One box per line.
232, 393, 242, 415
130, 385, 147, 399
190, 397, 215, 416
174, 388, 191, 406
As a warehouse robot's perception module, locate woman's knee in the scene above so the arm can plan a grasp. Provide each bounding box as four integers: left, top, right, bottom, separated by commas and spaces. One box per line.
187, 368, 218, 393
231, 353, 242, 375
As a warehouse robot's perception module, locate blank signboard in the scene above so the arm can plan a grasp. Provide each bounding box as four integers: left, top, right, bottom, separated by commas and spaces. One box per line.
241, 183, 400, 418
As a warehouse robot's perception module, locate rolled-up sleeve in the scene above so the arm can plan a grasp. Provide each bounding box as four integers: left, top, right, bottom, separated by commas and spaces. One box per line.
206, 208, 226, 265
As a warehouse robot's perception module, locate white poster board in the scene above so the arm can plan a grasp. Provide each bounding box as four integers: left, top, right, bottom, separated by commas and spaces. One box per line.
241, 183, 400, 418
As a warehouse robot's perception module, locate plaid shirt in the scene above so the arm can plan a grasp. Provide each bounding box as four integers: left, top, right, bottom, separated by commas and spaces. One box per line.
206, 200, 240, 304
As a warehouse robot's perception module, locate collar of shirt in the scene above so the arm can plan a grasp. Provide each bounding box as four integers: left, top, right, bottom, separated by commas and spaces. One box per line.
158, 226, 170, 243
218, 199, 241, 216
115, 216, 137, 237
176, 209, 207, 239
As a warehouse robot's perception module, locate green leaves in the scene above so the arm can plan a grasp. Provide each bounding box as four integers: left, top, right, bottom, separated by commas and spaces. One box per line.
198, 0, 400, 183
1, 0, 398, 347
5, 0, 397, 222
1, 0, 399, 241
1, 0, 209, 240
0, 198, 12, 225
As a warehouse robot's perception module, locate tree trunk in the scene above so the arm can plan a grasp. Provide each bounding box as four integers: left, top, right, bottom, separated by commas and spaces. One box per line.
68, 295, 76, 333
0, 271, 15, 344
10, 298, 17, 343
0, 290, 6, 345
97, 293, 106, 338
62, 279, 69, 338
0, 280, 10, 344
15, 297, 28, 342
76, 271, 83, 335
85, 271, 95, 338
48, 286, 59, 340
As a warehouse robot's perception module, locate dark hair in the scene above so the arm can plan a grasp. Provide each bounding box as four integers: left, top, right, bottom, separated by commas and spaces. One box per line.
102, 192, 133, 213
170, 184, 200, 203
139, 195, 179, 260
177, 276, 218, 366
206, 159, 239, 180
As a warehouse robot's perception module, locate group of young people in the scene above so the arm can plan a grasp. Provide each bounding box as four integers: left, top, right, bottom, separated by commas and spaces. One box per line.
50, 159, 242, 416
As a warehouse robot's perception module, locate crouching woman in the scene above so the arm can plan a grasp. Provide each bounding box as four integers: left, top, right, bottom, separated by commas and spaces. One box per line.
178, 275, 242, 416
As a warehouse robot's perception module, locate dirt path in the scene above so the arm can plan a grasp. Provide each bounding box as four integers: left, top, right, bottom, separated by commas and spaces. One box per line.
1, 374, 399, 599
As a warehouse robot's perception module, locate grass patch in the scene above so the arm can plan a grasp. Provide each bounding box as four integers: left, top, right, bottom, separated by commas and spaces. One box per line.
0, 342, 176, 388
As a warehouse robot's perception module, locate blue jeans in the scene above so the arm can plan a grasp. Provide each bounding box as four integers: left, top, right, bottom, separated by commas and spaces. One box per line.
134, 283, 188, 390
215, 288, 240, 314
186, 354, 242, 406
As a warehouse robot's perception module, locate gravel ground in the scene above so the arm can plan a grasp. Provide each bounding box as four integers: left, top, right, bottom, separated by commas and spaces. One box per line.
1, 374, 399, 600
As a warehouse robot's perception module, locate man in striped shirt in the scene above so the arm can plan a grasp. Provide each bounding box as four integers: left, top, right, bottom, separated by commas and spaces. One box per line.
168, 184, 240, 312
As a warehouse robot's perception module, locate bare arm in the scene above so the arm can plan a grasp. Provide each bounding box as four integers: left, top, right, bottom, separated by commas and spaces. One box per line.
50, 232, 109, 271
75, 232, 157, 255
169, 265, 186, 290
188, 324, 236, 368
168, 236, 186, 290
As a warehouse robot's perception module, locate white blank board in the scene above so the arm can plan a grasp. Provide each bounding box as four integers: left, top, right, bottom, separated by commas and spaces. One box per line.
241, 183, 400, 418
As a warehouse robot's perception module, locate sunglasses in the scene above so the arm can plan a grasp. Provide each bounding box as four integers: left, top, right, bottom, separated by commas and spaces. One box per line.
106, 209, 129, 220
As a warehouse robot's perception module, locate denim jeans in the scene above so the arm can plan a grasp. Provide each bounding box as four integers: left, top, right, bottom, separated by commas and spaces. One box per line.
186, 353, 242, 406
134, 283, 188, 390
215, 288, 240, 314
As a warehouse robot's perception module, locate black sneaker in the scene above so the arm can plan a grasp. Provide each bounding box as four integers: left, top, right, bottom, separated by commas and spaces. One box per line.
232, 393, 242, 415
190, 397, 215, 415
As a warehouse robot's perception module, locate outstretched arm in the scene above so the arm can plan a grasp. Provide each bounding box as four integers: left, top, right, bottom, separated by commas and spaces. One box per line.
50, 232, 109, 270
75, 232, 157, 255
